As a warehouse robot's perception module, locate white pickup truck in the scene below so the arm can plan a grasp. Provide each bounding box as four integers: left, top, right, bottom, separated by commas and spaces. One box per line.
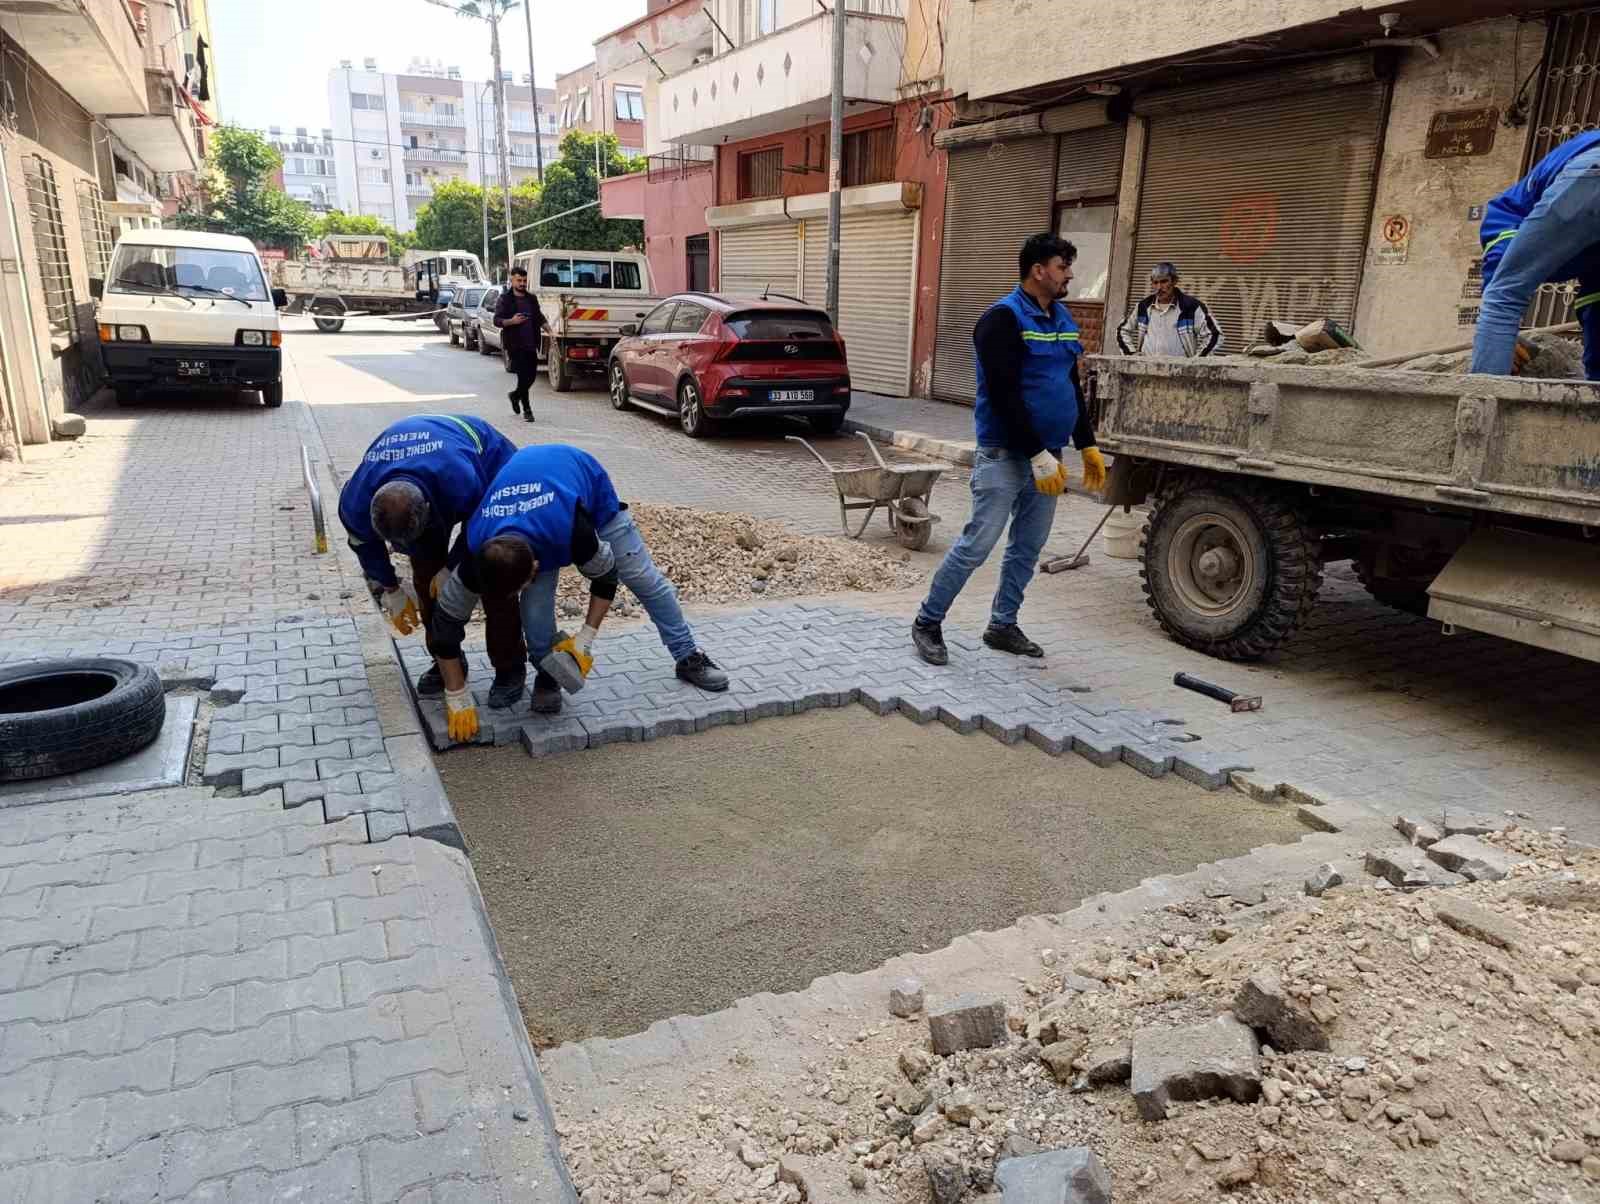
511, 249, 660, 391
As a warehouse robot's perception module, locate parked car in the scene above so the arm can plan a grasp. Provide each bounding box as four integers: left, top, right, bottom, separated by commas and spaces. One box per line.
607, 293, 850, 438
432, 288, 455, 333
467, 286, 501, 355
446, 286, 488, 347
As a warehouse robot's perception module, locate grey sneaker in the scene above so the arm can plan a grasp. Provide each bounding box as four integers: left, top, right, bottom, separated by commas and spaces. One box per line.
911, 620, 948, 666
675, 651, 729, 692
416, 663, 462, 697
487, 668, 526, 710
982, 623, 1044, 657
530, 668, 563, 714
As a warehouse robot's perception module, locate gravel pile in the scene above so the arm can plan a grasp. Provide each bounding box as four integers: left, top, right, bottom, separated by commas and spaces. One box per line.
555, 824, 1600, 1203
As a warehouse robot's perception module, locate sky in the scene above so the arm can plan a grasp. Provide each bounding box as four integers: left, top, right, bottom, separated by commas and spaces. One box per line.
210, 0, 646, 136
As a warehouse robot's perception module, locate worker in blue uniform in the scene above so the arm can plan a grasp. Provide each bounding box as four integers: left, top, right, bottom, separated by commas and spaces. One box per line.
337, 413, 528, 708
1472, 129, 1600, 379
426, 444, 729, 742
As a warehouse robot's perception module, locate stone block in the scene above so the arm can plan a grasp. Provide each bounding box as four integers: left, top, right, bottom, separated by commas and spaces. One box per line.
927, 993, 1008, 1056
1433, 896, 1529, 953
1395, 814, 1443, 847
1425, 835, 1515, 883
888, 978, 924, 1018
1231, 968, 1330, 1051
1077, 1041, 1132, 1086
1304, 863, 1343, 897
1120, 741, 1173, 778
367, 810, 409, 843
1442, 808, 1512, 838
981, 712, 1030, 745
518, 719, 589, 759
993, 1147, 1112, 1204
1130, 1013, 1260, 1121
1172, 748, 1249, 791
1364, 847, 1464, 890
857, 684, 902, 716
898, 695, 944, 724
936, 701, 984, 735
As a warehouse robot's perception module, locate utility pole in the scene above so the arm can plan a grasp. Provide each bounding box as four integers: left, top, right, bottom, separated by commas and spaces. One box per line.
480, 81, 491, 271
521, 0, 544, 183
489, 12, 516, 271
825, 0, 845, 325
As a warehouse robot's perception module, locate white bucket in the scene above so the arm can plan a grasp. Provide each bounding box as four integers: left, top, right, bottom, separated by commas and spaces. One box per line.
1103, 508, 1144, 559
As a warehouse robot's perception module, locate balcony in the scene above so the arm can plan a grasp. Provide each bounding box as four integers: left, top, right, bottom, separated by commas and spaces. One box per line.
656, 10, 903, 146
399, 110, 466, 128
404, 146, 467, 164
406, 183, 434, 197
105, 69, 200, 172
3, 0, 147, 114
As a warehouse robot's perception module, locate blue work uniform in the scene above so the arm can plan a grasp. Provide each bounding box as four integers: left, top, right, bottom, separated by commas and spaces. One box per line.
337, 414, 517, 589
464, 445, 622, 570
973, 286, 1082, 452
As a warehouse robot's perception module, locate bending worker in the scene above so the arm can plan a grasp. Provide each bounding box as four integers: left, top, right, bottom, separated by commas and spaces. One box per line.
911, 232, 1106, 666
337, 413, 528, 709
1472, 128, 1600, 378
426, 443, 729, 741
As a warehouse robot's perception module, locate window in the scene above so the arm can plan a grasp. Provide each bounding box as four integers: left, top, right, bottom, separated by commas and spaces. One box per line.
639, 302, 676, 335
611, 261, 643, 290
75, 178, 114, 279
842, 125, 893, 187
738, 147, 782, 199
479, 287, 500, 312
559, 94, 571, 127
459, 288, 485, 308
577, 88, 591, 124
571, 259, 611, 288
450, 257, 481, 282
725, 311, 835, 340
1055, 203, 1116, 302
107, 243, 270, 302
22, 155, 76, 341
614, 87, 644, 121
758, 0, 777, 34
668, 303, 707, 334
349, 92, 386, 110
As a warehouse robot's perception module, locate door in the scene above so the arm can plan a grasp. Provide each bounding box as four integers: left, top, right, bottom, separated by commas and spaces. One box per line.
686, 234, 711, 293
626, 301, 678, 398
718, 222, 798, 296
660, 301, 711, 396
802, 209, 918, 395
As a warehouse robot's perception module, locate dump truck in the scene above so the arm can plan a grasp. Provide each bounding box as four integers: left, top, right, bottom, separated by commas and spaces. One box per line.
272, 238, 485, 332
1089, 354, 1600, 663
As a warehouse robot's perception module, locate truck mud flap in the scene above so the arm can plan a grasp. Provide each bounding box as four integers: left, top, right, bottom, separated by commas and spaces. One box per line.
1427, 528, 1600, 662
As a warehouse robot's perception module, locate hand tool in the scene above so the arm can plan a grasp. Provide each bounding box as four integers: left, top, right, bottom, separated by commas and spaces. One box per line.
1173, 672, 1262, 712
1041, 505, 1118, 573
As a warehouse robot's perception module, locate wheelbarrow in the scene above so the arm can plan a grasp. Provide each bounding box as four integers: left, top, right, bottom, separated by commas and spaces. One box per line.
787, 432, 944, 551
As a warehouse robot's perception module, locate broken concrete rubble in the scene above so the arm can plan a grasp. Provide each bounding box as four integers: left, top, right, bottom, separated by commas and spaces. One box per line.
1425, 834, 1515, 882
1130, 1013, 1261, 1121
993, 1147, 1112, 1204
1231, 967, 1330, 1052
889, 977, 925, 1019
1075, 1041, 1133, 1086
1394, 814, 1443, 847
928, 994, 1009, 1056
1441, 807, 1513, 838
1303, 862, 1343, 897
922, 1147, 967, 1204
1432, 895, 1530, 952
1363, 847, 1465, 890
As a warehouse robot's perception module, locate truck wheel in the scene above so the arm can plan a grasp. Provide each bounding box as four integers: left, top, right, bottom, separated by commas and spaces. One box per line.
1141, 480, 1322, 661
262, 381, 284, 409
549, 343, 573, 393
1354, 560, 1433, 618
312, 306, 345, 333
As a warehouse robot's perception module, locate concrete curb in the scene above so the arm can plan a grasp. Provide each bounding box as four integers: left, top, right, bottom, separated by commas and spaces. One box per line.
843, 415, 977, 466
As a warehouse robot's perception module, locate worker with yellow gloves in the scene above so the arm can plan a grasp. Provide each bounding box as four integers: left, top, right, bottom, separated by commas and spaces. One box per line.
912, 232, 1106, 665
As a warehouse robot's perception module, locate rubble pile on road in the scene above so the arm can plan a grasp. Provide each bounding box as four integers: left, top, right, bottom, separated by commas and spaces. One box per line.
555, 823, 1600, 1203
1243, 331, 1585, 378
554, 504, 922, 618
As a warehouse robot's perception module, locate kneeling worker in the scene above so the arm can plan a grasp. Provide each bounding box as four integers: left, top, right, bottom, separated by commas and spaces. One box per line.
337, 413, 528, 708
426, 444, 729, 741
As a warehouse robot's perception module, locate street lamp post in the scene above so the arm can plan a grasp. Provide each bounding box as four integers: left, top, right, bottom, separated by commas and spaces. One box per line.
522, 0, 544, 184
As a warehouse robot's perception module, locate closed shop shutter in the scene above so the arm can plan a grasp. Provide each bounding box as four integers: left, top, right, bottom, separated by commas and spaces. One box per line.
933, 135, 1055, 402
1128, 81, 1387, 353
718, 222, 799, 297
797, 209, 917, 395
1056, 124, 1124, 201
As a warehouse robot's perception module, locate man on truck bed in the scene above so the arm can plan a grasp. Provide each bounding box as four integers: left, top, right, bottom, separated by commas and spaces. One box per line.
1116, 261, 1223, 358
1471, 129, 1600, 379
910, 233, 1107, 666
495, 266, 547, 421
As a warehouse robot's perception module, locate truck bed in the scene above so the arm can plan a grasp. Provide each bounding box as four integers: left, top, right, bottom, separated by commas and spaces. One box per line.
1089, 355, 1600, 528
539, 289, 661, 340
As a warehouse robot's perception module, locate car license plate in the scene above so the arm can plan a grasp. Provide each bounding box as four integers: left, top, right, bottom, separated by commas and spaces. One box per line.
177, 360, 210, 378
770, 389, 815, 402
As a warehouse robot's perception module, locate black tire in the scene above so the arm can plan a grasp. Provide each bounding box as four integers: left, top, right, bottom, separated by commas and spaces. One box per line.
1141, 478, 1322, 661
115, 386, 139, 407
608, 360, 631, 411
550, 343, 573, 392
261, 381, 284, 408
810, 411, 846, 435
312, 306, 345, 333
678, 377, 716, 438
1354, 561, 1432, 617
449, 327, 460, 347
0, 658, 165, 782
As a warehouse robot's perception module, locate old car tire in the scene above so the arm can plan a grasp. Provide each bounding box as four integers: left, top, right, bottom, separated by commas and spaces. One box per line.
549, 343, 573, 393
1141, 479, 1321, 661
262, 381, 284, 408
0, 658, 165, 782
608, 360, 631, 411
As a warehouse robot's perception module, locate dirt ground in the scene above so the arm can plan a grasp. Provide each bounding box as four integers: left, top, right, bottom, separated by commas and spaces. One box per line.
437, 708, 1308, 1046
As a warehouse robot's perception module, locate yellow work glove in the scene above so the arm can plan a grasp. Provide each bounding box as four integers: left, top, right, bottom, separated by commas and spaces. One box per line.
551, 633, 595, 682
378, 587, 419, 636
444, 685, 479, 743
1080, 446, 1108, 494
1029, 450, 1067, 497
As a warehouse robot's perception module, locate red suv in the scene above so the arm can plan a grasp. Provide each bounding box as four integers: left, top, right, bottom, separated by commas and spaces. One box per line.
607, 293, 850, 438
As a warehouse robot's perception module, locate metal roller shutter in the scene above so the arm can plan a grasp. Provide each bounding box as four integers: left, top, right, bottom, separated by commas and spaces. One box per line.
799, 210, 917, 396
1056, 124, 1124, 200
718, 222, 799, 297
932, 136, 1055, 402
1128, 81, 1387, 353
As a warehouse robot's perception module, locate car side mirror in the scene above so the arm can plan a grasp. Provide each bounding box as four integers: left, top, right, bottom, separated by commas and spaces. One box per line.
271, 287, 289, 309
89, 277, 104, 300
620, 323, 638, 337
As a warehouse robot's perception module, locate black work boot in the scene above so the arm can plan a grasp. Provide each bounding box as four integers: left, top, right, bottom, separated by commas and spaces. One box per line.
487, 667, 526, 710
911, 619, 948, 666
530, 668, 562, 715
416, 662, 463, 697
983, 623, 1044, 658
507, 389, 521, 412
675, 650, 729, 692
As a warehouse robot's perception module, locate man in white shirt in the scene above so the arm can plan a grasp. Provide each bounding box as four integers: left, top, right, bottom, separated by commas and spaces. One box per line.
1116, 262, 1223, 357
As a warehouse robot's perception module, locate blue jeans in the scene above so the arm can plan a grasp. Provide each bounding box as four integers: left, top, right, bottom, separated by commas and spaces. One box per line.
916, 447, 1058, 628
518, 510, 698, 668
1473, 147, 1600, 377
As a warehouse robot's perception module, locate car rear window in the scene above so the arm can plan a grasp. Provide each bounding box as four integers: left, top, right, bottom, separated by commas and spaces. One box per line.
725, 311, 835, 340
460, 289, 485, 308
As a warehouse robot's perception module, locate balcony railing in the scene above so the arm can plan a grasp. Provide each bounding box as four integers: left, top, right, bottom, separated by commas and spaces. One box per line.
399, 110, 466, 128
646, 147, 714, 182
404, 146, 467, 163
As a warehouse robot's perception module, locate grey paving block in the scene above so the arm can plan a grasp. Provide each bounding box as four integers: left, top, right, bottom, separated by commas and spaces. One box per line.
518, 718, 589, 759
241, 761, 320, 796
980, 712, 1030, 745
936, 700, 984, 735
1121, 741, 1175, 779
1071, 729, 1126, 767
740, 689, 796, 721
367, 810, 410, 842
202, 747, 278, 787
1173, 749, 1254, 792
580, 715, 647, 747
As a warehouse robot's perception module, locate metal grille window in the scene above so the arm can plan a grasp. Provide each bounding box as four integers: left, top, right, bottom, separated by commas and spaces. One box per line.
22, 155, 77, 341
738, 147, 782, 199
842, 126, 894, 187
76, 178, 114, 278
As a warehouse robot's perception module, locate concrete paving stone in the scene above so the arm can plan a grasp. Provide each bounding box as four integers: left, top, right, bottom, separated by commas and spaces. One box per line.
1024, 719, 1090, 758
64, 964, 174, 1019
579, 714, 647, 747
134, 915, 241, 968
0, 1059, 55, 1120
1433, 895, 1531, 952
5, 854, 109, 895
1131, 1013, 1261, 1121
330, 841, 415, 875
283, 815, 370, 858
289, 923, 388, 977
381, 917, 431, 959
323, 790, 393, 823
183, 940, 290, 997
0, 1097, 107, 1165
936, 700, 985, 735
343, 950, 443, 1007
280, 778, 332, 808
165, 1105, 300, 1197
352, 1024, 466, 1094
361, 1116, 493, 1203
286, 866, 398, 910
896, 693, 949, 724
27, 1128, 166, 1202
295, 1078, 418, 1162
229, 698, 314, 723
0, 907, 93, 955
1070, 728, 1126, 767
233, 963, 343, 1029
1121, 741, 1175, 779
314, 753, 392, 781
202, 747, 279, 787
190, 880, 290, 923
517, 719, 591, 759
239, 847, 333, 888
1172, 749, 1253, 791
49, 1038, 177, 1110
21, 932, 137, 987
1364, 847, 1466, 890
175, 1013, 295, 1085
335, 888, 426, 932
233, 1047, 353, 1123
926, 993, 1009, 1055
740, 689, 797, 720
980, 712, 1031, 745
120, 987, 235, 1051
278, 680, 344, 704
0, 1009, 123, 1075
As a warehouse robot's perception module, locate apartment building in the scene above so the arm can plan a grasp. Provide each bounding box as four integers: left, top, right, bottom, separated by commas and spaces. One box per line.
0, 0, 213, 453
554, 60, 647, 158
268, 127, 337, 214
327, 57, 557, 233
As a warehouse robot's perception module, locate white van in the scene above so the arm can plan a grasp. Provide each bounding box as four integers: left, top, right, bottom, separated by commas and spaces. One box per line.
93, 229, 289, 408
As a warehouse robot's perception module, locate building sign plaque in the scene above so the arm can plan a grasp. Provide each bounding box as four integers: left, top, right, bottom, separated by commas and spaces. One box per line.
1425, 108, 1498, 159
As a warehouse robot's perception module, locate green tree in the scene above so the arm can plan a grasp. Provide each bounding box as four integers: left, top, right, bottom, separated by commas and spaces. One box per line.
169, 126, 313, 251
526, 131, 643, 253
412, 177, 540, 277
312, 210, 412, 251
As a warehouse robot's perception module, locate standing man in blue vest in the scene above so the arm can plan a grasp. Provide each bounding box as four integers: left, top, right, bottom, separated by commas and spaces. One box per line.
1472, 129, 1600, 378
426, 444, 729, 742
337, 414, 528, 710
911, 233, 1107, 665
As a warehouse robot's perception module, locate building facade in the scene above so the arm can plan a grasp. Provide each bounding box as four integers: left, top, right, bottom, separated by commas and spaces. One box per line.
554, 60, 647, 158
327, 58, 557, 233
267, 128, 337, 214
0, 0, 213, 454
